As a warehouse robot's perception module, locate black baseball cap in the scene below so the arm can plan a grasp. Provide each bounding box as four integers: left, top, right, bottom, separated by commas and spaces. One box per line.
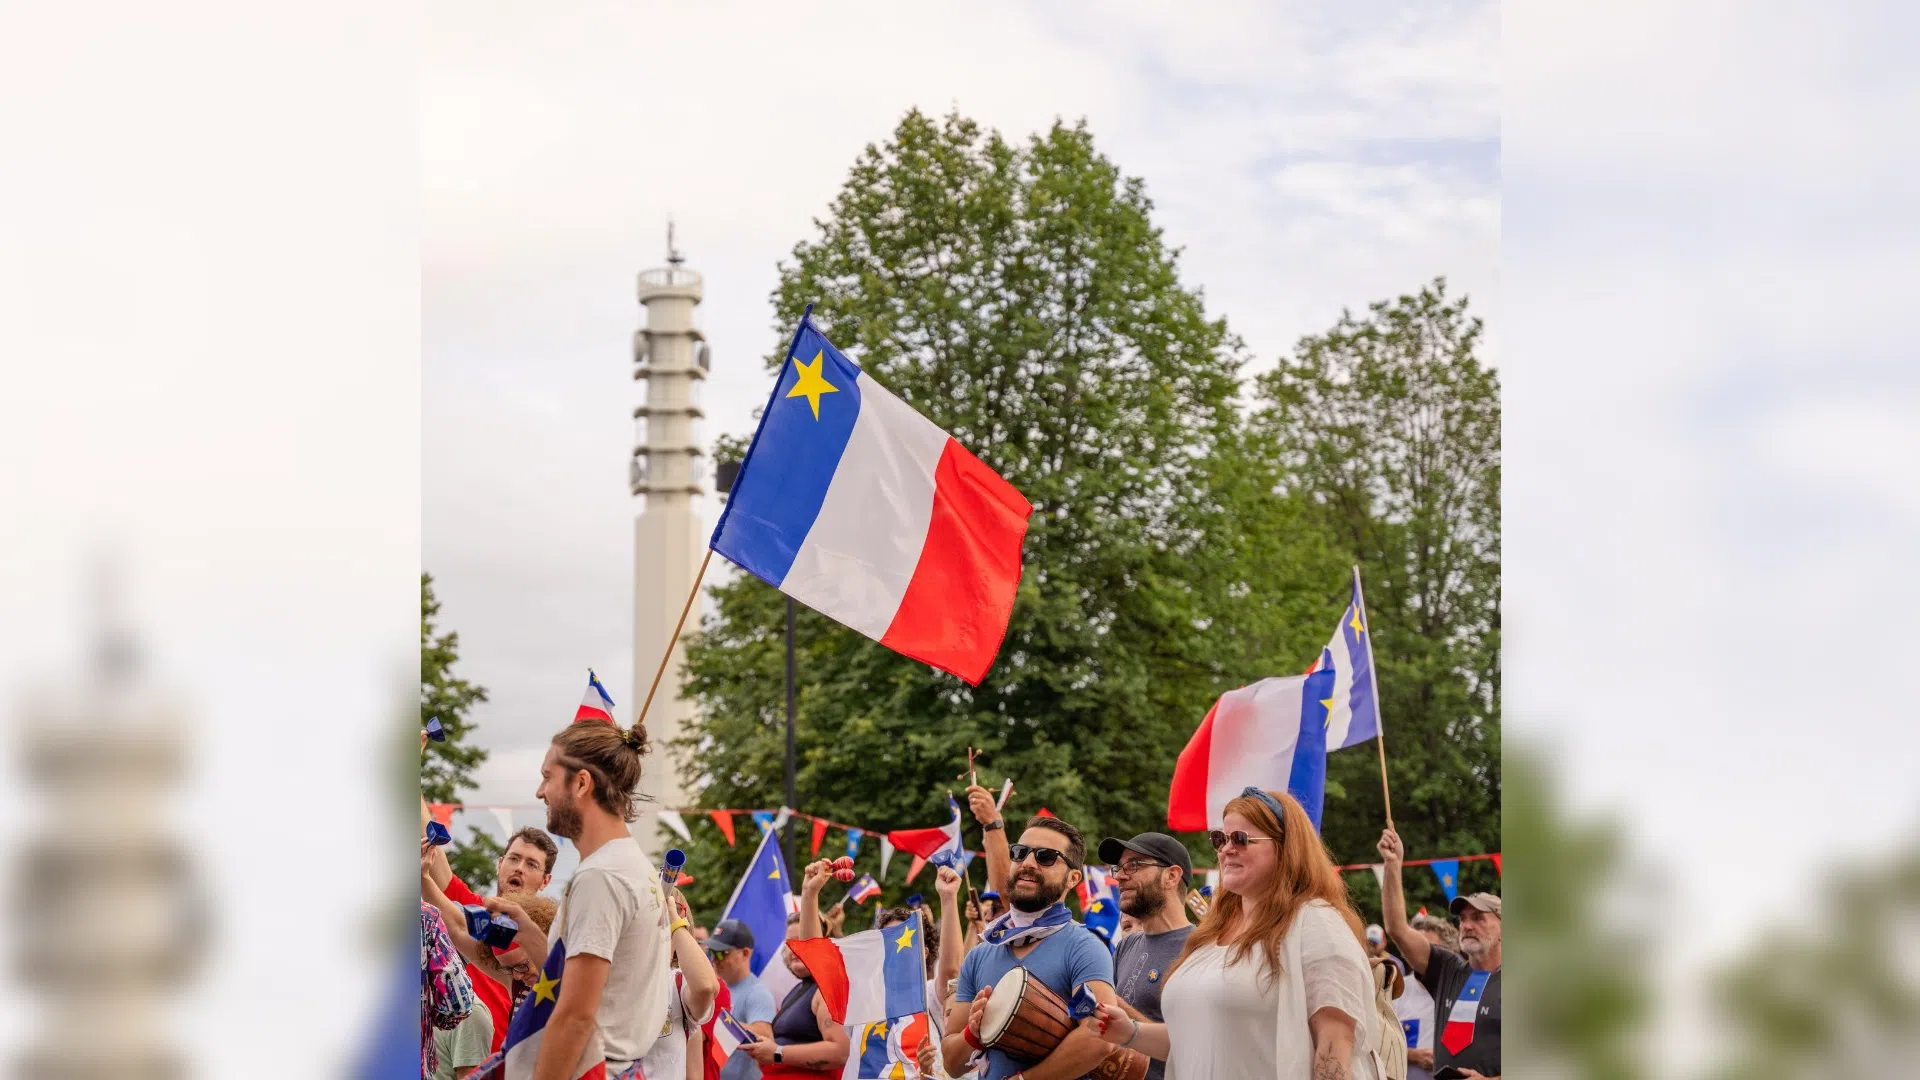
703, 918, 756, 953
1097, 832, 1192, 885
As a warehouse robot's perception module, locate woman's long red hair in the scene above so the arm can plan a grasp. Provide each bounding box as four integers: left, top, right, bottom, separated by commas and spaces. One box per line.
1169, 789, 1364, 987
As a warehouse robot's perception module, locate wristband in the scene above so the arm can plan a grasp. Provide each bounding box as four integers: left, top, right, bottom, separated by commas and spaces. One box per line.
962, 1025, 984, 1051
981, 819, 1005, 832
1123, 1017, 1141, 1049
670, 918, 690, 934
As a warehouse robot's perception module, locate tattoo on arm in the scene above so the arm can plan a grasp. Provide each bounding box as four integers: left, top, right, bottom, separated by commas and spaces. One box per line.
1313, 1045, 1349, 1080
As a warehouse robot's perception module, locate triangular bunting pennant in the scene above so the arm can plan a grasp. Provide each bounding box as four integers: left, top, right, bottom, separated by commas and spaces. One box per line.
427, 803, 457, 828
879, 836, 895, 878
1492, 854, 1502, 876
845, 828, 863, 860
710, 810, 737, 846
906, 855, 928, 884
658, 810, 693, 844
811, 817, 828, 857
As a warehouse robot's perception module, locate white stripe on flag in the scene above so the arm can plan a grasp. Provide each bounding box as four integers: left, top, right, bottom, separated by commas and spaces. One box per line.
1204, 676, 1307, 829
782, 375, 949, 640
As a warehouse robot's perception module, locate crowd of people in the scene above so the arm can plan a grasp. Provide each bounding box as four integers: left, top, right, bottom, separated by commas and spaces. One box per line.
419, 717, 1499, 1080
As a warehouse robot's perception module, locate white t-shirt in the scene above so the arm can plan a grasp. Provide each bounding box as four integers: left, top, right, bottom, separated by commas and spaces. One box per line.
559, 836, 673, 1069
1160, 901, 1379, 1080
639, 969, 716, 1080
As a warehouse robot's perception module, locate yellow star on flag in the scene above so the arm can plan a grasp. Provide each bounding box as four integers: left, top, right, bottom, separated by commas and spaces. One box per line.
785, 350, 839, 420
1321, 695, 1337, 730
893, 923, 916, 952
1348, 605, 1367, 637
768, 866, 781, 879
531, 970, 560, 1005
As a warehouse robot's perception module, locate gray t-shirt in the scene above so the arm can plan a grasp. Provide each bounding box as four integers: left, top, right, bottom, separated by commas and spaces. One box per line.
1112, 926, 1192, 1080
430, 1005, 494, 1080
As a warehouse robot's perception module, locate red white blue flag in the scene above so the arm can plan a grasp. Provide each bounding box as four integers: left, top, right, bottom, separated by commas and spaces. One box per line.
711, 313, 1031, 685
573, 670, 616, 724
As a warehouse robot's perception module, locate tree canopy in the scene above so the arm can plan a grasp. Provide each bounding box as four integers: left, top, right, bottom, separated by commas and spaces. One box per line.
670, 109, 1500, 916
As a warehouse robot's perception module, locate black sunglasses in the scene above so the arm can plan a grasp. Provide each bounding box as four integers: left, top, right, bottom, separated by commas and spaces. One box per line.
1208, 830, 1278, 850
1008, 844, 1072, 868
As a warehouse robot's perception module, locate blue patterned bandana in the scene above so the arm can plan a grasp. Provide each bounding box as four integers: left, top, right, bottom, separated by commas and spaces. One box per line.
981, 901, 1073, 949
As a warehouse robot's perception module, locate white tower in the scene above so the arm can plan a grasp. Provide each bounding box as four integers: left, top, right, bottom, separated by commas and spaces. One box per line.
631, 225, 709, 839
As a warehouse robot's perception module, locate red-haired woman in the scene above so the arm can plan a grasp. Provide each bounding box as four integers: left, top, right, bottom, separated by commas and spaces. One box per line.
1086, 788, 1384, 1080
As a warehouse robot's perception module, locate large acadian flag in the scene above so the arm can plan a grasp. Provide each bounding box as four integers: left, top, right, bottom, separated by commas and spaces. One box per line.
785, 914, 930, 1028
1166, 570, 1383, 832
719, 828, 793, 977
711, 312, 1033, 685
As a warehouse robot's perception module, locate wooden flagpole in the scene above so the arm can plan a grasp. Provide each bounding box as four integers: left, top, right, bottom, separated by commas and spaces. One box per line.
636, 548, 715, 728
1351, 565, 1394, 830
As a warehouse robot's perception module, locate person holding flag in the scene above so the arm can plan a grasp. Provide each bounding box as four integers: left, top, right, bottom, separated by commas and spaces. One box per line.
1376, 829, 1500, 1079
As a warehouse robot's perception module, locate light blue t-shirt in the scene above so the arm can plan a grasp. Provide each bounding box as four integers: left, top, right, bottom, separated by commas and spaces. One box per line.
956, 924, 1115, 1080
720, 973, 778, 1080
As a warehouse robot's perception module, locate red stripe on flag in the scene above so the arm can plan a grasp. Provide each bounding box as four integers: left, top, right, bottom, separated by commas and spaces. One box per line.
880, 439, 1032, 685
574, 705, 614, 724
785, 938, 850, 1024
1166, 700, 1221, 832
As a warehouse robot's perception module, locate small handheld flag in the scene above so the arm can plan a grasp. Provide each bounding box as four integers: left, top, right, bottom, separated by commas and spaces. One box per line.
574, 670, 616, 724
710, 311, 1032, 685
847, 874, 882, 904
425, 716, 446, 742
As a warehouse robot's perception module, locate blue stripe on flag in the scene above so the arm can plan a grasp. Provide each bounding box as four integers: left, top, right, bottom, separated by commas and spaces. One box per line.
710, 323, 865, 586
854, 1020, 893, 1078
880, 913, 927, 1019
1338, 579, 1380, 747
1288, 666, 1338, 830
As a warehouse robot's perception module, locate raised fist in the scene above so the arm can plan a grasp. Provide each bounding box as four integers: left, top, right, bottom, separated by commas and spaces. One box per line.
1376, 829, 1405, 868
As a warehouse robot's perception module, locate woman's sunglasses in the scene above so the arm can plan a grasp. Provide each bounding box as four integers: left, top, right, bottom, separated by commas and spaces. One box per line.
1008, 843, 1071, 868
1208, 830, 1278, 850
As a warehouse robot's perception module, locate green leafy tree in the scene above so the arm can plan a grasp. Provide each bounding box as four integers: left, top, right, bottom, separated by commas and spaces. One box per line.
675, 109, 1341, 913
1247, 280, 1501, 883
421, 572, 500, 889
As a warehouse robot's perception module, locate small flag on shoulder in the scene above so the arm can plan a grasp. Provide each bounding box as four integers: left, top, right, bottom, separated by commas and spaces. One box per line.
470, 938, 605, 1079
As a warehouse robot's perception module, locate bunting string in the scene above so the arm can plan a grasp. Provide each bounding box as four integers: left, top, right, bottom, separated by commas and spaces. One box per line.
425, 800, 1497, 877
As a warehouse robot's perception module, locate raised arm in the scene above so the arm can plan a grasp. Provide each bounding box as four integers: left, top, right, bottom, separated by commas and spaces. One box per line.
1377, 828, 1432, 977
965, 785, 1012, 896
667, 890, 718, 1022
933, 866, 966, 1013
798, 859, 831, 940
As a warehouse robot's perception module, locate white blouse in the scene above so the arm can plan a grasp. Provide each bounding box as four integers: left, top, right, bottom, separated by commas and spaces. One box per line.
1160, 901, 1380, 1080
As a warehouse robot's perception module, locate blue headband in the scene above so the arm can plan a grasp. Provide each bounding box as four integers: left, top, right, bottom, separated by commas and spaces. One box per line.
1240, 787, 1288, 834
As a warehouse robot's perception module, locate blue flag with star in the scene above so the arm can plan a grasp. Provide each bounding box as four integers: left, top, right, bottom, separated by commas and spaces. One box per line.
721, 828, 793, 976
1430, 859, 1460, 902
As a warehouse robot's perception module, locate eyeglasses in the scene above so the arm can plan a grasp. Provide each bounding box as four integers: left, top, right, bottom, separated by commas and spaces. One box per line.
1008, 844, 1071, 868
1111, 859, 1170, 878
1209, 830, 1278, 850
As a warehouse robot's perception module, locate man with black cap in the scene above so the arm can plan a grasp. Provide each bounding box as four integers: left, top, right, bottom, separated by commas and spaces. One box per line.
1380, 828, 1502, 1079
704, 919, 779, 1080
1097, 831, 1193, 1080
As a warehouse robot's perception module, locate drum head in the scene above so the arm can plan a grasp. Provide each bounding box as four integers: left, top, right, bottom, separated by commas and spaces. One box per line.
978, 967, 1030, 1043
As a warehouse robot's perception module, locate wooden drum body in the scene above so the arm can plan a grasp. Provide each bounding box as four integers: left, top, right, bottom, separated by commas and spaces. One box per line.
977, 967, 1074, 1062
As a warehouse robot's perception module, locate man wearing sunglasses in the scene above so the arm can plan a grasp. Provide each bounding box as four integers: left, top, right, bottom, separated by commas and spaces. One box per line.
1096, 832, 1193, 1080
942, 815, 1121, 1080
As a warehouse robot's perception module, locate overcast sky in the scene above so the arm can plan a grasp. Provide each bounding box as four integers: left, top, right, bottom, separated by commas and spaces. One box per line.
424, 2, 1500, 822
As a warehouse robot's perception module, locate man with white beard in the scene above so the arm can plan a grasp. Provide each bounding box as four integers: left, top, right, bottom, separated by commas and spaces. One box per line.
1378, 829, 1501, 1080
